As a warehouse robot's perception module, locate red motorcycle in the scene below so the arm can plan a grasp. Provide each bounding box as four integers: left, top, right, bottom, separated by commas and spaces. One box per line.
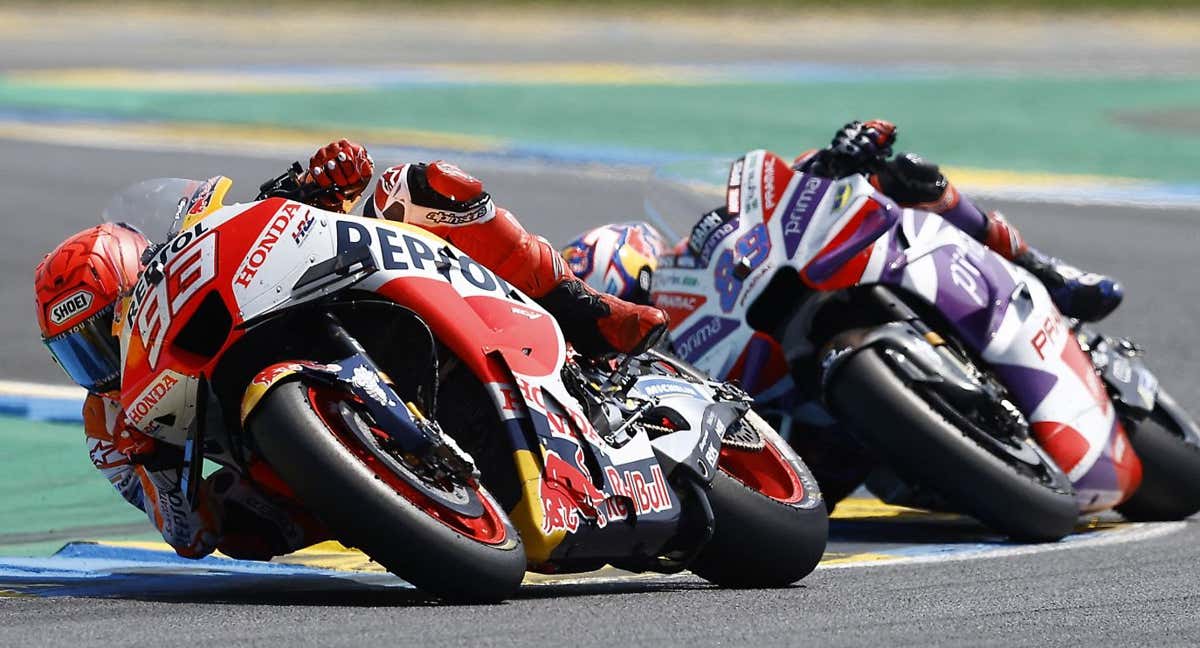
107, 172, 827, 602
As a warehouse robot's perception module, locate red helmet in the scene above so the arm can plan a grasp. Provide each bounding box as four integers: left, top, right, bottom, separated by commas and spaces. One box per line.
34, 223, 149, 392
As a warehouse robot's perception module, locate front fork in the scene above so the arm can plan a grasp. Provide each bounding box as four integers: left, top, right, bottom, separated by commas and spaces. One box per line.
240, 313, 477, 483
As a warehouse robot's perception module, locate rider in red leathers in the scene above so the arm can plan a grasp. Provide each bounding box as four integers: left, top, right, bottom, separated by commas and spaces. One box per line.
34, 139, 667, 560
307, 140, 667, 356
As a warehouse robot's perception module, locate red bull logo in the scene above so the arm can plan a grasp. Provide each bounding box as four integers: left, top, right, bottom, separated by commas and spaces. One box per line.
540, 447, 606, 534
604, 466, 673, 517
539, 447, 676, 534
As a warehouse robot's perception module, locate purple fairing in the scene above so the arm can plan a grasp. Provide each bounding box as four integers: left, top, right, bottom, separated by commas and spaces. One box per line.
936, 192, 988, 240
805, 194, 901, 283
919, 222, 1018, 352
672, 315, 741, 362
738, 334, 775, 395
990, 362, 1060, 414
780, 174, 831, 259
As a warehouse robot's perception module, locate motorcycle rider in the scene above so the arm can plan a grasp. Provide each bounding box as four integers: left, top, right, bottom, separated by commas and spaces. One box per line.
309, 140, 667, 356
791, 119, 1122, 322
33, 139, 667, 560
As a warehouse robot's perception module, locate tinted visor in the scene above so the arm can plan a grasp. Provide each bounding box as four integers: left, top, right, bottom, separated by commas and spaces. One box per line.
43, 304, 121, 392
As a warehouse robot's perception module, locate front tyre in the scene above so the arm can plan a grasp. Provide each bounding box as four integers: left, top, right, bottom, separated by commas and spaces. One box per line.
689, 412, 828, 587
249, 379, 526, 603
1117, 390, 1200, 521
827, 349, 1079, 542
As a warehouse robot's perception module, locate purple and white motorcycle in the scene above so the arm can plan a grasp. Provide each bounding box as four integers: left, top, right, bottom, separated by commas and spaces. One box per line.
566, 150, 1200, 542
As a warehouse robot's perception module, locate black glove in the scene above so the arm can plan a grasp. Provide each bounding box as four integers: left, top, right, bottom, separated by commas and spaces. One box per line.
801, 119, 898, 179
874, 152, 949, 205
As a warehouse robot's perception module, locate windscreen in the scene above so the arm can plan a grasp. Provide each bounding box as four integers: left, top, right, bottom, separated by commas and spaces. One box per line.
100, 177, 212, 245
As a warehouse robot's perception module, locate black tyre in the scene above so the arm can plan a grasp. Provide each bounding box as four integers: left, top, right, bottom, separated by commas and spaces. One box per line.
249, 379, 526, 603
1117, 390, 1200, 521
827, 349, 1078, 542
689, 412, 828, 587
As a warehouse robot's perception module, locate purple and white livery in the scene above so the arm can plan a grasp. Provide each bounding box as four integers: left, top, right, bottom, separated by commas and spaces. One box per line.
578, 149, 1200, 540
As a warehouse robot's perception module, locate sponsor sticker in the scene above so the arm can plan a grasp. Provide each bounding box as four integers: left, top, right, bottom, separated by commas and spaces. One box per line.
235, 202, 301, 289
636, 377, 705, 400
291, 209, 316, 246
781, 175, 831, 258
672, 315, 741, 362
127, 372, 181, 426
652, 291, 707, 324
688, 208, 740, 267
335, 220, 516, 300
48, 289, 94, 326
423, 202, 491, 225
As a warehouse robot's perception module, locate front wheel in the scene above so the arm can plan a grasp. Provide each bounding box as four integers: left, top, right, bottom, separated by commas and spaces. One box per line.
689, 411, 828, 587
248, 379, 526, 603
1117, 390, 1200, 521
827, 348, 1079, 542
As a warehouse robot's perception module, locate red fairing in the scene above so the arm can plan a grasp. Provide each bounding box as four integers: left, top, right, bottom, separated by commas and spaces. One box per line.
760, 152, 797, 224
1108, 421, 1144, 503
120, 199, 289, 412
373, 276, 564, 381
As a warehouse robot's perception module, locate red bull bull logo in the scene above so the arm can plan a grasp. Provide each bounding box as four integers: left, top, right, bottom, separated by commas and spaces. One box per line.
540, 447, 676, 534
540, 447, 607, 534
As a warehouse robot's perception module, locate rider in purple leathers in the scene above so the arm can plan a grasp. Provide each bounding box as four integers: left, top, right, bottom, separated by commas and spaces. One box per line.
793, 119, 1122, 323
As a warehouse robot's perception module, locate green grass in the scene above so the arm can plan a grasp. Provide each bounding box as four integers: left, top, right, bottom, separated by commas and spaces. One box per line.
0, 416, 147, 541
3, 75, 1198, 183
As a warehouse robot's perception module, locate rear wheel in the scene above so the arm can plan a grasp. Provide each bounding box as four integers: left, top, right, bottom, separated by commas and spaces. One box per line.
827, 349, 1079, 542
689, 412, 828, 587
1117, 390, 1200, 521
249, 379, 526, 602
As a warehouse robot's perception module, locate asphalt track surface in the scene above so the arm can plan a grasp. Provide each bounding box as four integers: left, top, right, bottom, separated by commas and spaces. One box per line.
5, 10, 1200, 646
4, 140, 1200, 647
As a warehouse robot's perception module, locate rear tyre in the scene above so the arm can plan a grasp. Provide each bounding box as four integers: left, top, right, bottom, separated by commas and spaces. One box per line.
827, 349, 1078, 542
249, 379, 526, 603
689, 413, 828, 587
1117, 391, 1200, 521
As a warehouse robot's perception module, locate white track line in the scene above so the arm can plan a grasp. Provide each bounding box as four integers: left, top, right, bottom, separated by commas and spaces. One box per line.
818, 521, 1186, 571
0, 380, 85, 400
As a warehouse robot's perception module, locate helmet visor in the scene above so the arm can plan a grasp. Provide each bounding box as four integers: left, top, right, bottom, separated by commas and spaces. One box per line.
43, 305, 121, 392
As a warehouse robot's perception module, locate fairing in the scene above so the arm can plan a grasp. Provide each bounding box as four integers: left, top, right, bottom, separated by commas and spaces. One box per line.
650, 150, 1139, 511
108, 178, 739, 570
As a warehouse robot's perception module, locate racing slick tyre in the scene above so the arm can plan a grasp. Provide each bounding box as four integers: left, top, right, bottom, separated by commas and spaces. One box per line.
1117, 390, 1200, 521
827, 349, 1079, 542
689, 412, 828, 587
249, 379, 526, 603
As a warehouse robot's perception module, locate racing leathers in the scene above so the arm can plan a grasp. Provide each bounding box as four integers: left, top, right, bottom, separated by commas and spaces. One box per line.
795, 120, 1123, 322
339, 158, 668, 357
83, 393, 324, 560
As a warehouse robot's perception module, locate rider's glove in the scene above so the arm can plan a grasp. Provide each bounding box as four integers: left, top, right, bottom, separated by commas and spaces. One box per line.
112, 425, 182, 469
872, 152, 950, 206
304, 139, 374, 212
114, 426, 156, 459
801, 119, 897, 178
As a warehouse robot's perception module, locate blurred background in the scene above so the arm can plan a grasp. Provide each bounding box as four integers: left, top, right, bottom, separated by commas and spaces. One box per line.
2, 1, 1199, 553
